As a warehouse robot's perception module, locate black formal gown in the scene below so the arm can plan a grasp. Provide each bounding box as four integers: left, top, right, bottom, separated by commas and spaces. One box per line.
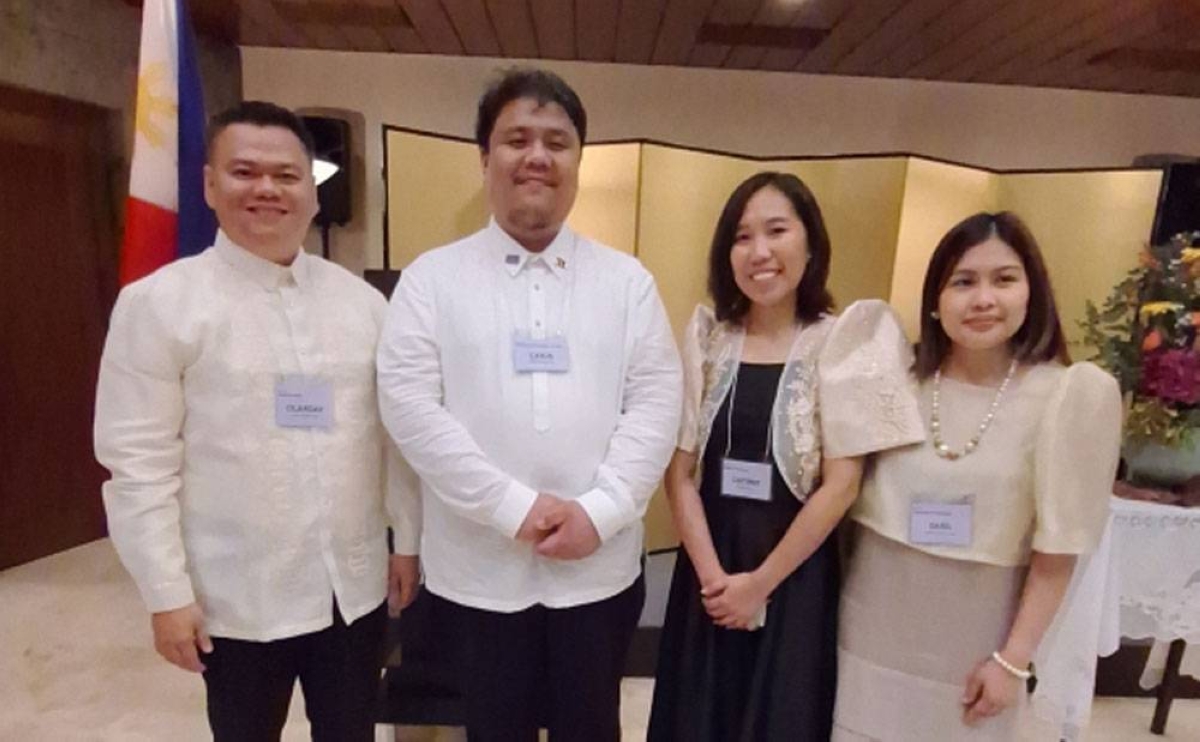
648, 363, 840, 742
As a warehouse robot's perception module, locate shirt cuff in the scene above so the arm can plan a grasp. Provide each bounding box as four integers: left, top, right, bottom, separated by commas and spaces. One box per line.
391, 521, 420, 555
491, 480, 540, 539
575, 488, 626, 543
140, 577, 196, 614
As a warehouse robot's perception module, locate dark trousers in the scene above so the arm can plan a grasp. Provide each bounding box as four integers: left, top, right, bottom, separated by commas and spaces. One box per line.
202, 601, 387, 742
438, 575, 645, 742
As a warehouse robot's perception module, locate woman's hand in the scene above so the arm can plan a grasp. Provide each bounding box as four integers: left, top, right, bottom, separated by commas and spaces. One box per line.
696, 565, 729, 600
701, 571, 771, 630
961, 656, 1022, 726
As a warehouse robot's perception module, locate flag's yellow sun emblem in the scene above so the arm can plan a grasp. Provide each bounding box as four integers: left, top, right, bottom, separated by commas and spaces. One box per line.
135, 63, 177, 148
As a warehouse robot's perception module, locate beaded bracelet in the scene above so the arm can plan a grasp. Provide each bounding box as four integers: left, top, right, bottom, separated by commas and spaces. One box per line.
991, 651, 1033, 680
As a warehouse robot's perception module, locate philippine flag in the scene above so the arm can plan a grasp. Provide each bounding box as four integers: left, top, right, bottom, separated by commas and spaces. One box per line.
120, 0, 216, 286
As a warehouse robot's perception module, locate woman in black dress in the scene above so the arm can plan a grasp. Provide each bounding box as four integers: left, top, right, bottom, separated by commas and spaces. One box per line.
647, 172, 923, 741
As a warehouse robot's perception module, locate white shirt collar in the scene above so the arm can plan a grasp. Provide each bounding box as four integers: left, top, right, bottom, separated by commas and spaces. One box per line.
212, 230, 310, 289
488, 218, 574, 279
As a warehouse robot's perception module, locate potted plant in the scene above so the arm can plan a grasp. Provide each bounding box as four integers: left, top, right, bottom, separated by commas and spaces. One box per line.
1081, 231, 1200, 485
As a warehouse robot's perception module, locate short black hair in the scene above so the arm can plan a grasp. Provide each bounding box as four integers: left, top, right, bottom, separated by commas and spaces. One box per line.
475, 68, 587, 153
913, 211, 1070, 378
708, 171, 835, 325
205, 100, 316, 162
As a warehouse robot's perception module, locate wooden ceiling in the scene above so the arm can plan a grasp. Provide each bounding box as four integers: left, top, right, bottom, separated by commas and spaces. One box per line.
185, 0, 1200, 98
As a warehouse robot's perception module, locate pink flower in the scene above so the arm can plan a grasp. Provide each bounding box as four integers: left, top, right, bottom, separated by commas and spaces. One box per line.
1141, 349, 1200, 405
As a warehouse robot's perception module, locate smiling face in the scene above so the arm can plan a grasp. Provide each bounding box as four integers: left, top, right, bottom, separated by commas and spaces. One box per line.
937, 236, 1030, 354
203, 123, 318, 262
481, 97, 581, 252
728, 185, 809, 312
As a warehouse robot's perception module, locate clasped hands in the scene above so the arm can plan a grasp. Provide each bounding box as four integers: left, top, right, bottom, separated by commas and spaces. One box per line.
699, 568, 772, 632
515, 492, 601, 560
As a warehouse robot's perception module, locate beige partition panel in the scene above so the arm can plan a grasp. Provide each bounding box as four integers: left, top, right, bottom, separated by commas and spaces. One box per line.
997, 170, 1160, 351
570, 143, 640, 254
386, 132, 488, 269
636, 147, 910, 340
885, 162, 1159, 347
766, 156, 909, 309
891, 159, 999, 339
385, 130, 639, 266
635, 146, 757, 550
636, 145, 759, 338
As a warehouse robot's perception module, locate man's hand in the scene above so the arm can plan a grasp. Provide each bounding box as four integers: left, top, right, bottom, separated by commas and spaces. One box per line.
961, 656, 1021, 726
534, 501, 601, 560
701, 572, 771, 631
515, 493, 566, 543
387, 554, 421, 617
151, 603, 212, 673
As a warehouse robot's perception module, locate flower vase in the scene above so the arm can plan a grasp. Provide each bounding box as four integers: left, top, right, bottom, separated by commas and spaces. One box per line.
1124, 438, 1200, 487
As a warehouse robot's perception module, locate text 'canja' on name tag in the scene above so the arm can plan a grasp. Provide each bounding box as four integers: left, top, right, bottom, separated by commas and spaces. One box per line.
512, 335, 571, 373
720, 458, 773, 501
275, 376, 334, 430
909, 499, 973, 547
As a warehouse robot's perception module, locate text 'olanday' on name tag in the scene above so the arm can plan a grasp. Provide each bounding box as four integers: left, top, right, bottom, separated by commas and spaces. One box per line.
275, 375, 334, 429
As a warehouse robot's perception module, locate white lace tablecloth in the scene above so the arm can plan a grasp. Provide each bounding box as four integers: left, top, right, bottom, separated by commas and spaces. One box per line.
1029, 496, 1200, 740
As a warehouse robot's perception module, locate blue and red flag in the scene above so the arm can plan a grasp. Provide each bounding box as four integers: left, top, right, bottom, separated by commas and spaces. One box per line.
120, 0, 216, 285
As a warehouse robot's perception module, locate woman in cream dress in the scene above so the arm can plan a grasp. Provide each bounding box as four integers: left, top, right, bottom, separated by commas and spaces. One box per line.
833, 212, 1122, 741
648, 172, 924, 741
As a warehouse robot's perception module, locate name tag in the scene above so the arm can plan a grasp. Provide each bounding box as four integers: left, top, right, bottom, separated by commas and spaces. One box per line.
720, 458, 773, 501
275, 376, 333, 429
512, 335, 571, 373
909, 499, 973, 547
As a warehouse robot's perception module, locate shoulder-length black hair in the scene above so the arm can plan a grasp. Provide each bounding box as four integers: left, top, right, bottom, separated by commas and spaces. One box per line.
707, 171, 834, 324
913, 211, 1070, 379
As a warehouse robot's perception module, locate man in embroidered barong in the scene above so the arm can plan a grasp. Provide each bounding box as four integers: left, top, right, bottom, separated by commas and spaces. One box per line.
95, 101, 420, 740
377, 68, 681, 741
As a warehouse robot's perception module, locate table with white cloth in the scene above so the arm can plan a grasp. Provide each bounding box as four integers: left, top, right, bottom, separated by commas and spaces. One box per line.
1028, 496, 1200, 739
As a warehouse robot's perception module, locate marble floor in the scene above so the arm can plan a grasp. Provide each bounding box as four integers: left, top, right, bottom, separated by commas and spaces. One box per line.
2, 539, 1198, 741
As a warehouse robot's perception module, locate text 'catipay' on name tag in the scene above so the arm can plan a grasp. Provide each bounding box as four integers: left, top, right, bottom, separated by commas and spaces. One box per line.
721, 458, 773, 502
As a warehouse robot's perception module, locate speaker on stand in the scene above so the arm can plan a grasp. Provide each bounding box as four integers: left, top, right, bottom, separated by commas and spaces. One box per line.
301, 115, 351, 259
1150, 162, 1200, 245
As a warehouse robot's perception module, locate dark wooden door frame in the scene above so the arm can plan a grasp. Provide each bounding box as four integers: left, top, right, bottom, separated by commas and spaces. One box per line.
0, 84, 120, 569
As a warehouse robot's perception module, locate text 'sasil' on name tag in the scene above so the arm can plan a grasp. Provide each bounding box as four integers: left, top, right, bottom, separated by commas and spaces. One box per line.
909, 500, 973, 547
513, 335, 571, 373
275, 376, 334, 429
721, 458, 773, 501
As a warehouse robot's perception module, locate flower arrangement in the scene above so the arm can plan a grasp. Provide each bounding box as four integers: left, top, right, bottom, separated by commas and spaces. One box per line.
1081, 232, 1200, 448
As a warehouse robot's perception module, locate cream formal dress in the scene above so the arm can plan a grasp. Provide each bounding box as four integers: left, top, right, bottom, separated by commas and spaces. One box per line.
833, 362, 1121, 742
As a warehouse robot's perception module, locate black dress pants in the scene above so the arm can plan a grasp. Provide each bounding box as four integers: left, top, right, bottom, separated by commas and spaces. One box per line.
201, 601, 387, 742
437, 575, 645, 742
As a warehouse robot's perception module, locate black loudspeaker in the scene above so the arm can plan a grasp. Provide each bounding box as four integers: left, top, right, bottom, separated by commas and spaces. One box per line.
1152, 163, 1200, 244
301, 115, 352, 226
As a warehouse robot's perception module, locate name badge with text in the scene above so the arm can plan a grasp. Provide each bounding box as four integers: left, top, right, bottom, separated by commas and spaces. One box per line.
512, 335, 571, 373
275, 376, 334, 429
909, 499, 973, 547
721, 458, 773, 502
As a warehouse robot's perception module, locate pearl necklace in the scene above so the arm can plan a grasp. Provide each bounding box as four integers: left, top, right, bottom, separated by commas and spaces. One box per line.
930, 360, 1018, 460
